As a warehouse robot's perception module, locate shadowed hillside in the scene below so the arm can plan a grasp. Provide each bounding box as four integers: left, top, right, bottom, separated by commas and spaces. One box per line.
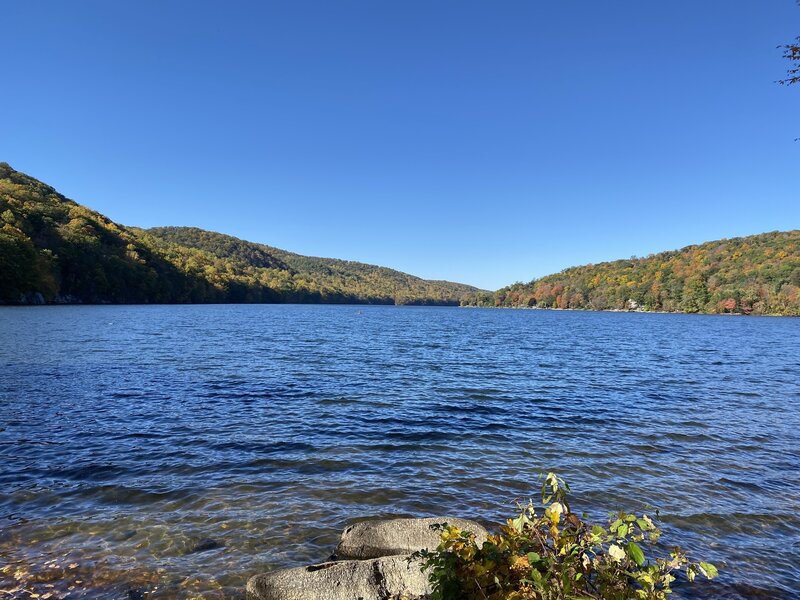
0, 163, 481, 305
0, 163, 220, 304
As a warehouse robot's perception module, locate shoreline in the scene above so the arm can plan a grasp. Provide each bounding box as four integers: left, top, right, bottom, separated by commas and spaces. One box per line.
1, 301, 795, 317
458, 304, 794, 317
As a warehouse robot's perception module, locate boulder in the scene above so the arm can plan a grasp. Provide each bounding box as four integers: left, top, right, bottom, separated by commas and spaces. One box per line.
335, 517, 488, 560
246, 555, 430, 600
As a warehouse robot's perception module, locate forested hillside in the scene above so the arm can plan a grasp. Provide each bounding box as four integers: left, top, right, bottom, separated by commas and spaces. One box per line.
465, 231, 800, 316
0, 163, 480, 305
146, 226, 478, 305
4, 162, 798, 314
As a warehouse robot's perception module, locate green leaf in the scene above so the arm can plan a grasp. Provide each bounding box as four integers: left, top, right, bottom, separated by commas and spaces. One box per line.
626, 542, 646, 566
527, 552, 541, 564
511, 514, 525, 533
699, 562, 718, 579
617, 523, 629, 538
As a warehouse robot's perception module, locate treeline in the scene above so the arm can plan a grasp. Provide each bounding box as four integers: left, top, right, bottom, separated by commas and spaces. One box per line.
146, 226, 477, 305
4, 162, 798, 314
0, 163, 479, 305
464, 231, 800, 316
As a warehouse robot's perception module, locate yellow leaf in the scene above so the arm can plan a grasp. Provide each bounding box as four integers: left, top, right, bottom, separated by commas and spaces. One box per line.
608, 544, 626, 562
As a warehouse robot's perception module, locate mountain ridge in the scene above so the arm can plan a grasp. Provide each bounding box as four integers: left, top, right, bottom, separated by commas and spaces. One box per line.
0, 163, 481, 305
2, 162, 798, 315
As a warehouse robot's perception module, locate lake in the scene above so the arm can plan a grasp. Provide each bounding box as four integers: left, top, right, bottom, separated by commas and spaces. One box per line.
1, 305, 798, 598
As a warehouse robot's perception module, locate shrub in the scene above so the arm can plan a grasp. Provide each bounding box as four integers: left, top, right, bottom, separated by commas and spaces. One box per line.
411, 473, 717, 600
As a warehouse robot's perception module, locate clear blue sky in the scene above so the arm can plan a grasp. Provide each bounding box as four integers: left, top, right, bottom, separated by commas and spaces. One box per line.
1, 1, 798, 290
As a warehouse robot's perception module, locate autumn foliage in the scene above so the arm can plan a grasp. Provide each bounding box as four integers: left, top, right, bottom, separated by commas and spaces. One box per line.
413, 473, 717, 600
465, 232, 800, 316
0, 163, 478, 305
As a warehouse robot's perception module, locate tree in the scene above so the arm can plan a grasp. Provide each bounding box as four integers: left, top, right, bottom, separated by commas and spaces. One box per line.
778, 3, 799, 139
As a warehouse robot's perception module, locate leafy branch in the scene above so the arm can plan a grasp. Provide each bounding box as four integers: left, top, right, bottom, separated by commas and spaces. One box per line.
410, 473, 717, 600
778, 37, 800, 86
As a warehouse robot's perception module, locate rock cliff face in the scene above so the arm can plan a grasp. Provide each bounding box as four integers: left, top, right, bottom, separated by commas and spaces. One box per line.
246, 517, 488, 600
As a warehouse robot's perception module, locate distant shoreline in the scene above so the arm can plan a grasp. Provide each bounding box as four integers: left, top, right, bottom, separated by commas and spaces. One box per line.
459, 304, 793, 317
1, 301, 793, 317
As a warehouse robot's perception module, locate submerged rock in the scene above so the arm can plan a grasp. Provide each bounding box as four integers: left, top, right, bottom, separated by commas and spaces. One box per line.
187, 537, 222, 554
125, 587, 147, 600
246, 555, 430, 600
335, 516, 488, 560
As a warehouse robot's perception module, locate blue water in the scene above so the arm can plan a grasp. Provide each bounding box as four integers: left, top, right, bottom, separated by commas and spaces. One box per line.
1, 305, 799, 599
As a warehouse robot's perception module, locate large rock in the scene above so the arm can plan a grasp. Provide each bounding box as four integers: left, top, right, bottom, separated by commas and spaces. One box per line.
19, 292, 45, 305
246, 554, 430, 600
335, 517, 488, 560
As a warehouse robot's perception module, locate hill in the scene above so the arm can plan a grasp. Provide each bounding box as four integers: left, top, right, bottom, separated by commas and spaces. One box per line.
144, 226, 480, 305
0, 163, 481, 305
464, 231, 800, 316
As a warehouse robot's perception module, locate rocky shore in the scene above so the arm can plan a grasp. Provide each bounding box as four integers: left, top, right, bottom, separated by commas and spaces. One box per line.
246, 517, 488, 600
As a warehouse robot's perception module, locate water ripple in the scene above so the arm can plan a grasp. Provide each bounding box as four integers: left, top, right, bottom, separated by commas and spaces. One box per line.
1, 305, 799, 599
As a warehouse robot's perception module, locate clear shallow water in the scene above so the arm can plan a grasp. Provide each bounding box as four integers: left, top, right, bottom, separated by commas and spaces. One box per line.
1, 305, 799, 599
